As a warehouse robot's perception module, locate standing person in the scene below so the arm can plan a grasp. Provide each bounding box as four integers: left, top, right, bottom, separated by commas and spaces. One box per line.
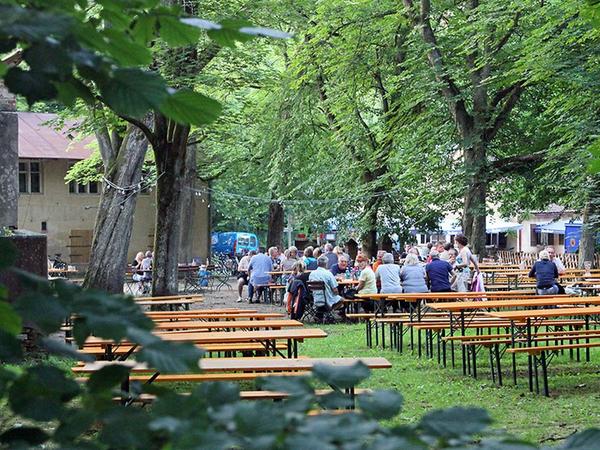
247, 247, 273, 303
236, 250, 255, 302
425, 250, 454, 293
303, 246, 318, 270
529, 250, 559, 295
323, 243, 338, 269
545, 246, 566, 275
454, 234, 480, 292
372, 250, 386, 272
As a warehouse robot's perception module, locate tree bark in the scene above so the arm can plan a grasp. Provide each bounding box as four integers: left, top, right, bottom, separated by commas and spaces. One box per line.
361, 196, 380, 259
84, 125, 148, 293
579, 176, 600, 268
178, 143, 197, 263
151, 117, 190, 296
267, 201, 284, 249
462, 141, 488, 257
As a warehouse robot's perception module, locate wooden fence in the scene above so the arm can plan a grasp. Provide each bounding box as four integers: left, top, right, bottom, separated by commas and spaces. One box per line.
496, 251, 600, 269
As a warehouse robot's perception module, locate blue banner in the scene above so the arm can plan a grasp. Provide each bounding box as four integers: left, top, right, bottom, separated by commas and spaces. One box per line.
565, 224, 582, 253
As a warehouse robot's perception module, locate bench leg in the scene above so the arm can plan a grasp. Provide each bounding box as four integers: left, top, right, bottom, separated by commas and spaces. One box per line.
489, 346, 496, 384
495, 344, 503, 387
472, 345, 477, 379
540, 351, 549, 397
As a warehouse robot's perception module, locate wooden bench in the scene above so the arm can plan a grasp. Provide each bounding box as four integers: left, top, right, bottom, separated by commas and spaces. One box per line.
152, 319, 303, 331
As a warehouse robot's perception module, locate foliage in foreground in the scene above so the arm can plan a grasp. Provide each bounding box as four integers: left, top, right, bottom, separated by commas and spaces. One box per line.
0, 242, 599, 448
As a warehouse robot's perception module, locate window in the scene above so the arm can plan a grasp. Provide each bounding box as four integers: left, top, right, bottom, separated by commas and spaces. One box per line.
558, 234, 565, 245
530, 224, 542, 246
250, 236, 257, 247
18, 160, 42, 193
68, 164, 99, 194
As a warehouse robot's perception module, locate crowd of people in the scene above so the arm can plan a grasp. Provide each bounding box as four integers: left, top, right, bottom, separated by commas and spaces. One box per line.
235, 237, 568, 316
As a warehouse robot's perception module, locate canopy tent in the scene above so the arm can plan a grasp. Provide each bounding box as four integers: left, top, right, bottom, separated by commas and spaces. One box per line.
438, 217, 522, 234
535, 220, 582, 235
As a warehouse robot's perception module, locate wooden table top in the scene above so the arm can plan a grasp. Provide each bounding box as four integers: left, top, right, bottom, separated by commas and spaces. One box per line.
85, 328, 328, 346
337, 279, 359, 285
135, 295, 203, 301
73, 356, 392, 373
267, 271, 292, 275
485, 306, 600, 320
354, 290, 542, 300
153, 319, 303, 330
428, 296, 600, 312
146, 308, 254, 316
135, 299, 199, 306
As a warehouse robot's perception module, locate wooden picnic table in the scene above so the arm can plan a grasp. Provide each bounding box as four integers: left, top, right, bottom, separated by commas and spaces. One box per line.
484, 306, 600, 394
336, 279, 359, 286
427, 295, 592, 312
152, 319, 303, 331
84, 328, 328, 359
147, 311, 285, 321
134, 298, 200, 310
135, 294, 203, 302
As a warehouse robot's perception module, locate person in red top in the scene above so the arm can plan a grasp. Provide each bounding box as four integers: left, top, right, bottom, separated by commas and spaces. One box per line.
372, 250, 386, 272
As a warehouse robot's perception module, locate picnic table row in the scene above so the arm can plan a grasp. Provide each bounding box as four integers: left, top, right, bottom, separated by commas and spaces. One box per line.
71, 298, 392, 409
351, 289, 600, 396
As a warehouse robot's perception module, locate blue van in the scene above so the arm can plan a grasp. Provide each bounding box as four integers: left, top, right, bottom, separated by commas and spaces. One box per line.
211, 232, 259, 257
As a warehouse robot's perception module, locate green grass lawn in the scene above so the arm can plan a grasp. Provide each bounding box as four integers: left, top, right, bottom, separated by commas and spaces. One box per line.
299, 323, 600, 444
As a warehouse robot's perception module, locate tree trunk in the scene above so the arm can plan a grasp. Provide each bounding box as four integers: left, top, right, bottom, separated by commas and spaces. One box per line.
178, 143, 197, 263
462, 141, 487, 258
84, 125, 148, 293
152, 118, 190, 296
267, 201, 284, 249
579, 177, 600, 268
380, 234, 393, 252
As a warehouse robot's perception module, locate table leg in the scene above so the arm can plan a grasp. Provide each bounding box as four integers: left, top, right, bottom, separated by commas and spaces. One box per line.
527, 318, 533, 392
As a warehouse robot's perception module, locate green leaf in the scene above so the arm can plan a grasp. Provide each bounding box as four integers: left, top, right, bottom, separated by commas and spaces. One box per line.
102, 28, 153, 66
99, 408, 152, 449
0, 301, 21, 336
0, 427, 49, 446
41, 337, 94, 362
4, 67, 57, 105
237, 26, 291, 39
562, 429, 600, 449
9, 365, 80, 421
54, 79, 95, 107
207, 19, 254, 47
100, 68, 167, 118
132, 14, 157, 44
23, 41, 72, 76
358, 390, 403, 420
0, 330, 23, 363
419, 407, 492, 439
159, 89, 222, 126
0, 62, 7, 77
158, 15, 201, 46
312, 361, 370, 389
53, 409, 96, 444
0, 6, 73, 40
72, 318, 91, 348
257, 375, 313, 396
136, 340, 203, 373
14, 292, 68, 334
88, 365, 131, 394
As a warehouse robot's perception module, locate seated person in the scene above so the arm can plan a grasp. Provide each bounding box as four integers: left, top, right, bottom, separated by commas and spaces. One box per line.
425, 250, 453, 293
376, 252, 402, 312
356, 254, 377, 312
247, 247, 273, 303
131, 252, 145, 281
286, 260, 309, 319
303, 246, 318, 270
529, 250, 559, 295
236, 250, 255, 303
308, 256, 343, 310
372, 250, 386, 272
400, 254, 428, 293
330, 255, 350, 277
281, 246, 299, 271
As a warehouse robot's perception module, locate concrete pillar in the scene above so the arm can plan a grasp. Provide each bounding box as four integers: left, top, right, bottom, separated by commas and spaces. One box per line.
0, 82, 18, 229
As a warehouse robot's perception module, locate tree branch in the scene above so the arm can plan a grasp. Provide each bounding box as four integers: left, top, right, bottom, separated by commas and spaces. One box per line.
119, 115, 157, 149
492, 11, 521, 56
484, 83, 524, 142
403, 0, 473, 136
95, 126, 115, 167
489, 151, 545, 177
355, 108, 378, 151
373, 69, 390, 115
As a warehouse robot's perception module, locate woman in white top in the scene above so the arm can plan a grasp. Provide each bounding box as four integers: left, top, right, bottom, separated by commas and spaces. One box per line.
454, 235, 480, 292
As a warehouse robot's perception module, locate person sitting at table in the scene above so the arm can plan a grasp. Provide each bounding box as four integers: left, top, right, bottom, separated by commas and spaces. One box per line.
131, 251, 144, 279
372, 250, 386, 272
323, 243, 338, 269
356, 254, 378, 312
281, 246, 299, 271
529, 250, 559, 295
330, 255, 349, 277
247, 247, 273, 303
236, 250, 255, 303
425, 250, 453, 293
308, 256, 344, 312
303, 246, 318, 270
440, 242, 453, 261
313, 247, 322, 260
268, 246, 282, 270
376, 252, 402, 312
400, 253, 428, 309
545, 246, 566, 275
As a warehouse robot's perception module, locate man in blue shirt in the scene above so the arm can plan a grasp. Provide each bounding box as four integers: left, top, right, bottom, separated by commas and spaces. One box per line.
248, 247, 273, 302
330, 256, 349, 277
425, 250, 453, 292
529, 250, 559, 295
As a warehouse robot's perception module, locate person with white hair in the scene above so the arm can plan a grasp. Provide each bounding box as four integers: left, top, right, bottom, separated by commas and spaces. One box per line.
375, 253, 402, 294
545, 246, 566, 275
281, 246, 299, 271
401, 253, 428, 294
529, 250, 559, 295
425, 249, 453, 292
308, 255, 343, 309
